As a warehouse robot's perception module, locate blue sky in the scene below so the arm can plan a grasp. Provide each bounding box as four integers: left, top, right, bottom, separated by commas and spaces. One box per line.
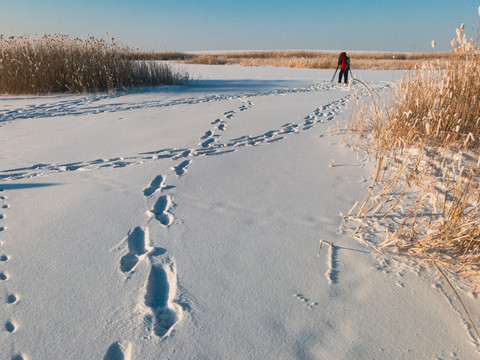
1, 0, 479, 52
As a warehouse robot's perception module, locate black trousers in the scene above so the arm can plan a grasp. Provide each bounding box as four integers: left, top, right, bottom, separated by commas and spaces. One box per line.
339, 69, 348, 83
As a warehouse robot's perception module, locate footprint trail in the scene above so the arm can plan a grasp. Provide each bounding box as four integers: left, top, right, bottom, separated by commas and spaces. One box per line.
0, 83, 391, 182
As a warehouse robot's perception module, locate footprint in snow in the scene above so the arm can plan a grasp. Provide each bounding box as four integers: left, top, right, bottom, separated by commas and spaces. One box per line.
201, 138, 215, 148
7, 294, 18, 304
5, 320, 16, 333
172, 160, 191, 176
144, 258, 183, 337
119, 227, 166, 274
104, 341, 132, 360
143, 175, 165, 197
150, 196, 174, 227
201, 130, 213, 139
120, 227, 148, 274
172, 149, 192, 161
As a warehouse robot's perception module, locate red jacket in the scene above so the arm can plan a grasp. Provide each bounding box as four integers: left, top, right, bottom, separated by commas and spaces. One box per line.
338, 52, 350, 70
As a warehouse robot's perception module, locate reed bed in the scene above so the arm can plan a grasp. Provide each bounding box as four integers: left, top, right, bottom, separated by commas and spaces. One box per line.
343, 21, 480, 287
130, 51, 194, 61
0, 35, 189, 94
177, 50, 453, 70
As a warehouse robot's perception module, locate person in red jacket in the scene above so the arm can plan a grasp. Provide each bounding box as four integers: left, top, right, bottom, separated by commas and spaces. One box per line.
338, 52, 350, 84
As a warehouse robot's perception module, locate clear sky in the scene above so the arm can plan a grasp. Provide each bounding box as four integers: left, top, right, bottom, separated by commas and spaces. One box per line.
1, 0, 480, 52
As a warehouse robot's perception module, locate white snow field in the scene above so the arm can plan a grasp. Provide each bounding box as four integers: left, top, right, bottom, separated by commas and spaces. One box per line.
0, 64, 479, 359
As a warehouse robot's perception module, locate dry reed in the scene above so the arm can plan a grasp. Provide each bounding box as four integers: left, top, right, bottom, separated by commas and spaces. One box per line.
0, 34, 189, 94
177, 50, 453, 70
343, 17, 480, 286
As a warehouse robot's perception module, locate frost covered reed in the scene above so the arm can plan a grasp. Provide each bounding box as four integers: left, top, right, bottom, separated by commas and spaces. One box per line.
344, 18, 480, 287
0, 34, 189, 94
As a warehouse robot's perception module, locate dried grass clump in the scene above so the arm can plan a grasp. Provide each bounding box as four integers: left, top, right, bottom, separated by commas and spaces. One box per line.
344, 21, 480, 285
0, 34, 189, 94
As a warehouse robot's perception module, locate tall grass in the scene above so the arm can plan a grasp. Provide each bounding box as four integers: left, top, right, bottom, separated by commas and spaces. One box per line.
344, 18, 480, 286
0, 34, 189, 94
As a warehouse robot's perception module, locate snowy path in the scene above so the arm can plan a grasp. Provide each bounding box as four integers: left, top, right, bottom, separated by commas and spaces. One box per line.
0, 65, 479, 359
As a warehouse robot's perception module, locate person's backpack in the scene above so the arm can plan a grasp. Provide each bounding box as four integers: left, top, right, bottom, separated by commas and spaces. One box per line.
338, 52, 349, 70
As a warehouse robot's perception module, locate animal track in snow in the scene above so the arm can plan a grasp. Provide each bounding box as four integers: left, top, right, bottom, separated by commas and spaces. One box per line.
143, 175, 166, 197
104, 341, 132, 360
150, 195, 174, 227
294, 293, 318, 309
144, 258, 183, 337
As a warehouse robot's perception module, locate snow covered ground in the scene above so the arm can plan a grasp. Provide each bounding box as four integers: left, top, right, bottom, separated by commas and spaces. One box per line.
0, 64, 479, 359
